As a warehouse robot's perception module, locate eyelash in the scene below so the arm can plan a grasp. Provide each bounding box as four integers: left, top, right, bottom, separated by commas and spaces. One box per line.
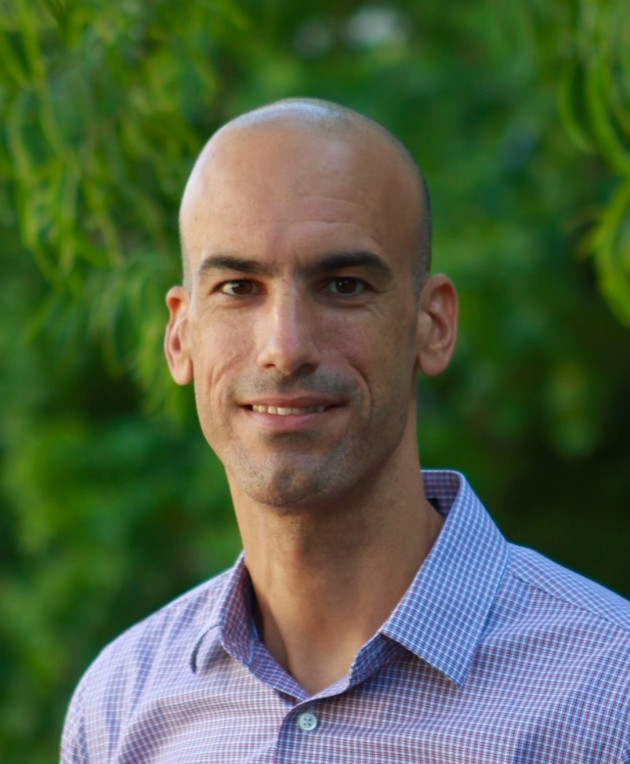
218, 280, 260, 296
323, 277, 367, 296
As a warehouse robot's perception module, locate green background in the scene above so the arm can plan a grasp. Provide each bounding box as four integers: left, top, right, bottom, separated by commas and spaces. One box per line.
1, 0, 629, 760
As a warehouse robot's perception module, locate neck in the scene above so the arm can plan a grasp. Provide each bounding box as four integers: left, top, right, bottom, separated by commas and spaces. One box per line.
230, 463, 443, 695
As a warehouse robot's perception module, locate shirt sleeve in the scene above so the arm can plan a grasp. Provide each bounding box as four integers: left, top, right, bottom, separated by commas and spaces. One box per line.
60, 680, 90, 764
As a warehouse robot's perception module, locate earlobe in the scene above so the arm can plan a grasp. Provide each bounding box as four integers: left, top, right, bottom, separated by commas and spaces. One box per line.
416, 275, 458, 377
164, 286, 193, 385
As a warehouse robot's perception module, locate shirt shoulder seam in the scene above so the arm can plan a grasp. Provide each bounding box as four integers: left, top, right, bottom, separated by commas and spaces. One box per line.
506, 560, 630, 638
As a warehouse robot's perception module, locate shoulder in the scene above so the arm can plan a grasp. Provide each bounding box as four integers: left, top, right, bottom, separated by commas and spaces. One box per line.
479, 546, 630, 748
506, 543, 630, 633
93, 566, 232, 672
490, 543, 630, 701
61, 566, 233, 761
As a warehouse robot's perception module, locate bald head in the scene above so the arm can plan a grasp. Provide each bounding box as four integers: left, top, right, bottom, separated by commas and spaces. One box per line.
179, 98, 431, 292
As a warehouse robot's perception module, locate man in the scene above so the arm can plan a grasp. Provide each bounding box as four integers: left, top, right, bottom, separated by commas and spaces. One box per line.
62, 99, 630, 762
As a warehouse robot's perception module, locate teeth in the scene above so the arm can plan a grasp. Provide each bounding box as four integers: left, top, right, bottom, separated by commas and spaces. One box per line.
252, 404, 327, 415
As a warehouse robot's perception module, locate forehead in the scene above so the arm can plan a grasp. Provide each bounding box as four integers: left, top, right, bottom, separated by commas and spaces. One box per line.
180, 121, 420, 273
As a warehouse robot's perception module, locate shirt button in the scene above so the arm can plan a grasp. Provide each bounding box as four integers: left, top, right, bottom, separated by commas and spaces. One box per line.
297, 711, 318, 732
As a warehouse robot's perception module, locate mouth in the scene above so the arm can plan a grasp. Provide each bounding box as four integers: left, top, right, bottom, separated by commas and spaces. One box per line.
240, 396, 345, 433
249, 404, 328, 416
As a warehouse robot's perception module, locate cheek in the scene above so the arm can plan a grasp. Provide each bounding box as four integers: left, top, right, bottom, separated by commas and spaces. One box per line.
330, 326, 399, 403
349, 308, 416, 363
190, 321, 250, 403
369, 313, 419, 392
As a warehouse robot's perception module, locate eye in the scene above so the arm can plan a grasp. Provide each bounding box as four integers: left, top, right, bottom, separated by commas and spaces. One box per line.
219, 280, 260, 296
325, 277, 367, 296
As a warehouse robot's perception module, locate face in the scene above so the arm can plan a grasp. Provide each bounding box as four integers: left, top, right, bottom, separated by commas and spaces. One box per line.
166, 120, 453, 510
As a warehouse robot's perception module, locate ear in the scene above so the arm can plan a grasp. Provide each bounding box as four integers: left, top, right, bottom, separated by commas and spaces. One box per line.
415, 274, 458, 377
164, 285, 193, 385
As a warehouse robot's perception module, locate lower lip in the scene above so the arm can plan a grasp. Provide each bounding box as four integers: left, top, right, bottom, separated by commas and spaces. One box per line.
241, 406, 339, 432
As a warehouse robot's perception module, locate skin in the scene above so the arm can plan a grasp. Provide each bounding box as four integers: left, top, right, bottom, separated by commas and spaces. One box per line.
165, 100, 458, 694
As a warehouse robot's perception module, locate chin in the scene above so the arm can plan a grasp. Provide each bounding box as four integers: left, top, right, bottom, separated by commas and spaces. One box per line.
224, 442, 371, 512
234, 463, 342, 512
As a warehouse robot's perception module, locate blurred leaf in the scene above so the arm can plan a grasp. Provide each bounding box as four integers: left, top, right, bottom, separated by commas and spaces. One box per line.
557, 60, 596, 154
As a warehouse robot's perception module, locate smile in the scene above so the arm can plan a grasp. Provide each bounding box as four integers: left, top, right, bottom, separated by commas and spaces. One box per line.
251, 405, 327, 415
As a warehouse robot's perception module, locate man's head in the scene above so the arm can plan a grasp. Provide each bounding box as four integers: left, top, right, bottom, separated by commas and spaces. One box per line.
165, 98, 457, 510
179, 98, 432, 293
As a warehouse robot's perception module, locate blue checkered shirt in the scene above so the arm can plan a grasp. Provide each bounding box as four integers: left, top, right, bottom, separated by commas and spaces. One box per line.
61, 470, 630, 762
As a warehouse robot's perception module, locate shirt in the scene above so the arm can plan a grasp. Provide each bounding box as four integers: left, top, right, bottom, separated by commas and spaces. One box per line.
61, 470, 630, 763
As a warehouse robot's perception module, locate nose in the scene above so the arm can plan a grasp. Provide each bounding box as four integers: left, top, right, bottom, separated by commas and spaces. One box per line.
256, 288, 321, 375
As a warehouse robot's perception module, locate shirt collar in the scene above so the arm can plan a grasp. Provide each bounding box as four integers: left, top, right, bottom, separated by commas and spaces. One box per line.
191, 470, 509, 686
381, 470, 508, 684
190, 552, 253, 674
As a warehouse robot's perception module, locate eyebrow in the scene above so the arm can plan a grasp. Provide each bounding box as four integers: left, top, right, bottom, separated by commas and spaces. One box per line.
197, 251, 394, 281
197, 255, 271, 278
309, 252, 393, 280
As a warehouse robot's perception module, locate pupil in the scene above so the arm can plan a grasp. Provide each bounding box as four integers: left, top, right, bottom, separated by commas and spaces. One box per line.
336, 278, 356, 293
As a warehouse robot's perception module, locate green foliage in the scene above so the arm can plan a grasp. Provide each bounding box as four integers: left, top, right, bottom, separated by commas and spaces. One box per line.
0, 0, 245, 411
1, 1, 630, 761
552, 0, 630, 325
